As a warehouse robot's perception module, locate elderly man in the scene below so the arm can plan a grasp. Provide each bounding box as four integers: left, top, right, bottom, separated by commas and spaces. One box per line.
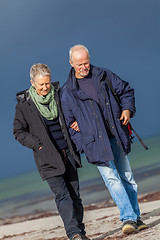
61, 45, 148, 234
13, 63, 89, 240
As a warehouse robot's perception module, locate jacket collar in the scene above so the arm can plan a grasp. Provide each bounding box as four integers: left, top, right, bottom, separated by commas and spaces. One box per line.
66, 64, 104, 92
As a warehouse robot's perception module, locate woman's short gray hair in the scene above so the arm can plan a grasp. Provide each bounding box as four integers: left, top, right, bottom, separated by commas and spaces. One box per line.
30, 63, 51, 82
69, 44, 90, 62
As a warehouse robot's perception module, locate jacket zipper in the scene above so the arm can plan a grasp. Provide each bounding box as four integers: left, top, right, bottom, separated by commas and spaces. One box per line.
100, 82, 115, 136
89, 99, 108, 160
100, 78, 121, 148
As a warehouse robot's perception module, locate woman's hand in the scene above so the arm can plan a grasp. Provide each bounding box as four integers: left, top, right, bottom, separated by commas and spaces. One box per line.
70, 121, 80, 132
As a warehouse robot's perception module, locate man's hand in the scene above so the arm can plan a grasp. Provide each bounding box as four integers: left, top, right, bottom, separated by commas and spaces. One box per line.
70, 121, 80, 132
120, 110, 130, 125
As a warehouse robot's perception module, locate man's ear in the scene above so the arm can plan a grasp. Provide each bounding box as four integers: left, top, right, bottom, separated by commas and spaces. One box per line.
69, 60, 74, 67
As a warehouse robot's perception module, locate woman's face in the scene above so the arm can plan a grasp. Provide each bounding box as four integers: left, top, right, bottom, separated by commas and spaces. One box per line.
30, 75, 51, 96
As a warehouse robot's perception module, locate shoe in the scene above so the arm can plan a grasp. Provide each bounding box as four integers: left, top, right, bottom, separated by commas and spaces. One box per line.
71, 234, 82, 240
122, 220, 137, 234
137, 220, 148, 231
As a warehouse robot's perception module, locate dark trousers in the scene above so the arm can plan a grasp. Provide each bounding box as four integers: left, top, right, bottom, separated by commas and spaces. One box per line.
47, 149, 85, 239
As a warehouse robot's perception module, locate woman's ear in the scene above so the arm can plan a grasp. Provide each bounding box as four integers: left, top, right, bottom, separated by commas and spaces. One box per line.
30, 79, 35, 87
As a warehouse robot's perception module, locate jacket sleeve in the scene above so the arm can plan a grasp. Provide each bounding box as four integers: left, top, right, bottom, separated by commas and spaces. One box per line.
60, 89, 83, 152
13, 103, 42, 151
107, 70, 136, 117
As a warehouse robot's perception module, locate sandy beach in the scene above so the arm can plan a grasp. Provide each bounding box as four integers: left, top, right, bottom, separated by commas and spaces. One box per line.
0, 192, 160, 240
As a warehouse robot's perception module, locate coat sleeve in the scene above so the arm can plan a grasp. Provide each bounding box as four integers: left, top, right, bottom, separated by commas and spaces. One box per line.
107, 70, 136, 117
60, 89, 83, 152
13, 103, 42, 151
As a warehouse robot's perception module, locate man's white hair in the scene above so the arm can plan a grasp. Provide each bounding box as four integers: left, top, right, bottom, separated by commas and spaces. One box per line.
69, 44, 90, 62
30, 63, 51, 83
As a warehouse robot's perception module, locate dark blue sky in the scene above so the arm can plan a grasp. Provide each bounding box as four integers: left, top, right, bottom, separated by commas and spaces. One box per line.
0, 0, 159, 179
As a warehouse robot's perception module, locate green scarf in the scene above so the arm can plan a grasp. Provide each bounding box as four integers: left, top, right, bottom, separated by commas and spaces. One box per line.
29, 84, 58, 120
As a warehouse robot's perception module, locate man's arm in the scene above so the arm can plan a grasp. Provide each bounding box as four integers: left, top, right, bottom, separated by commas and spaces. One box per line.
60, 90, 83, 152
108, 70, 136, 117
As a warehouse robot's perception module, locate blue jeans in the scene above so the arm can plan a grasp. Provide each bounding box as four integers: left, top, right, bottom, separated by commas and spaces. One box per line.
97, 138, 140, 222
47, 149, 85, 240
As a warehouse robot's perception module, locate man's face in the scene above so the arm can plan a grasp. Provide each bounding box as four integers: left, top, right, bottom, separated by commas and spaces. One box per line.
70, 50, 90, 79
30, 75, 51, 96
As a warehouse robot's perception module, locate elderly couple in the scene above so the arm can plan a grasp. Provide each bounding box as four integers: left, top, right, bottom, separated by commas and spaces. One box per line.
13, 45, 148, 240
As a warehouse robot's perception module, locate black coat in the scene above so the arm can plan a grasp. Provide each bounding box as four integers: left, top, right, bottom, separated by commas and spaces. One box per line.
13, 82, 81, 180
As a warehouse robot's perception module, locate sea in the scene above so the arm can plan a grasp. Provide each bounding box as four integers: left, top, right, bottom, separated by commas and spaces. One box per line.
0, 135, 160, 219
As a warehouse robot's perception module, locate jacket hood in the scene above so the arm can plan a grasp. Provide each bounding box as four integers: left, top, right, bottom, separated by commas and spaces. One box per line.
66, 64, 104, 92
16, 89, 30, 103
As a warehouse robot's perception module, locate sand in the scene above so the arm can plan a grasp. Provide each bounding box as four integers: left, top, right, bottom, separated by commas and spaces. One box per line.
0, 192, 160, 240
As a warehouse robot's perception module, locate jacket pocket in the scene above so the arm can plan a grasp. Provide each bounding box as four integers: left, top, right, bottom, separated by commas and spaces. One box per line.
82, 132, 95, 162
82, 131, 95, 146
34, 146, 46, 166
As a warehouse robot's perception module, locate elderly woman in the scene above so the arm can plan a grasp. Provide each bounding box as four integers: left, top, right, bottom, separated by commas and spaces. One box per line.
13, 63, 87, 240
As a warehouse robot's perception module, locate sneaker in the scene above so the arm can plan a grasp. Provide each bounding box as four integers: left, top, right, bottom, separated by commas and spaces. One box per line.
71, 234, 82, 240
122, 220, 137, 234
137, 220, 148, 231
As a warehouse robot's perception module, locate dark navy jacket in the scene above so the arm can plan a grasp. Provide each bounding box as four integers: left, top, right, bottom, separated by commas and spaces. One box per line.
61, 65, 136, 166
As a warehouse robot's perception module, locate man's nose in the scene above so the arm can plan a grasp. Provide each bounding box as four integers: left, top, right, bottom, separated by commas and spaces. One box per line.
81, 64, 86, 69
43, 84, 48, 89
